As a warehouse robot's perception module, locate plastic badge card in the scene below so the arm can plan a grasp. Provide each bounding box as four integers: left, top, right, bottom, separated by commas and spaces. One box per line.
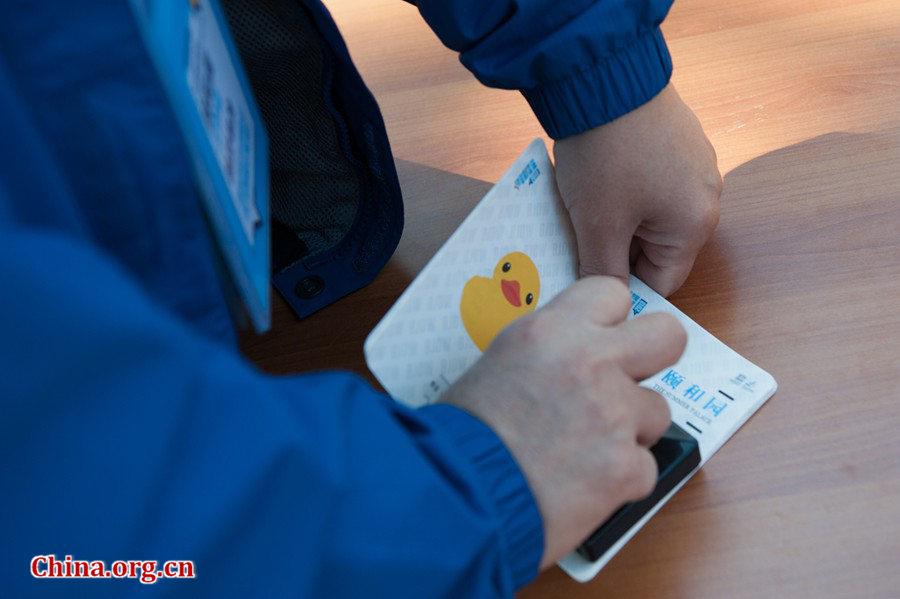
130, 0, 271, 332
364, 140, 777, 582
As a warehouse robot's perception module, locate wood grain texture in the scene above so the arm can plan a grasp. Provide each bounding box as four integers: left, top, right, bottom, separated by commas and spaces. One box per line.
239, 1, 900, 596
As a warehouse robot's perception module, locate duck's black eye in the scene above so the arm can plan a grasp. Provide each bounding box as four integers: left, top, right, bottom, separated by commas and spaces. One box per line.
525, 293, 533, 305
502, 262, 511, 272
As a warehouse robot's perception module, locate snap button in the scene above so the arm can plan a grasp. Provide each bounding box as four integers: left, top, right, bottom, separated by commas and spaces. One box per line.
295, 276, 325, 299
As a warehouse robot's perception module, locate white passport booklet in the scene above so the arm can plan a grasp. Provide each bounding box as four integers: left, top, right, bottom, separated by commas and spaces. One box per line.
364, 139, 777, 582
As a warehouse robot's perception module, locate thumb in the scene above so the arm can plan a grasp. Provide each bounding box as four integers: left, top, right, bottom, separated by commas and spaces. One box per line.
571, 213, 635, 283
634, 247, 697, 297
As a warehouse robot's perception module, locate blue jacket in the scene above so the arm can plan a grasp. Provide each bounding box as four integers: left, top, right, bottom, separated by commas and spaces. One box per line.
0, 0, 673, 596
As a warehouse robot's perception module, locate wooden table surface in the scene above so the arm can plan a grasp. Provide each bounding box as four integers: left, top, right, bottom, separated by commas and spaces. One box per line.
240, 1, 900, 596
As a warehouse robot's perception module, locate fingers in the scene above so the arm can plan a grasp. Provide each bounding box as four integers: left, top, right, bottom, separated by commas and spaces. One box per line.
634, 253, 695, 298
629, 237, 642, 268
616, 395, 668, 504
607, 440, 660, 504
632, 386, 672, 447
615, 312, 687, 381
633, 197, 720, 297
633, 235, 704, 297
621, 446, 660, 502
541, 280, 687, 381
544, 275, 631, 327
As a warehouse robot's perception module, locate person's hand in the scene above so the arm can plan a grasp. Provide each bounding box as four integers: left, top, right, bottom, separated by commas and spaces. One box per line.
442, 276, 687, 568
554, 83, 722, 296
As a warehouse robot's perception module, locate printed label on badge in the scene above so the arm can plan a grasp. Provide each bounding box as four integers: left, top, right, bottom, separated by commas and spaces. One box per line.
187, 2, 260, 243
130, 0, 271, 331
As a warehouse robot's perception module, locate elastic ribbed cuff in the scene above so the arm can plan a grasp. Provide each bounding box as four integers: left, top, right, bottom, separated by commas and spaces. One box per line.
418, 403, 544, 590
522, 27, 673, 139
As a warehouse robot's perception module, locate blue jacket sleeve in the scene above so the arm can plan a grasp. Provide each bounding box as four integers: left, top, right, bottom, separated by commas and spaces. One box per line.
415, 0, 675, 138
0, 218, 543, 596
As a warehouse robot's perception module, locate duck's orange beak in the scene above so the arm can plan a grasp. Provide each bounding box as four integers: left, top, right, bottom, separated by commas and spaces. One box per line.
501, 279, 521, 307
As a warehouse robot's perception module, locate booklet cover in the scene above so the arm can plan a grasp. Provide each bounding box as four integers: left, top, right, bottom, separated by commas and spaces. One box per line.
364, 139, 776, 582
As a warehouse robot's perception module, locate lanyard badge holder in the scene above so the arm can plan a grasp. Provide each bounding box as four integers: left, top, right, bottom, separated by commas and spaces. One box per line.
130, 0, 271, 332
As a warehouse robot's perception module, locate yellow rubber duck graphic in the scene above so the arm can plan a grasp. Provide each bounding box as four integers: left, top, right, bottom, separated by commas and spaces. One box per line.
460, 252, 540, 351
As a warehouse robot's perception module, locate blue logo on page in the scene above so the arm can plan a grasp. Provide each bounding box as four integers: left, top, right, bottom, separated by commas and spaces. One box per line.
630, 291, 647, 315
514, 159, 540, 189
